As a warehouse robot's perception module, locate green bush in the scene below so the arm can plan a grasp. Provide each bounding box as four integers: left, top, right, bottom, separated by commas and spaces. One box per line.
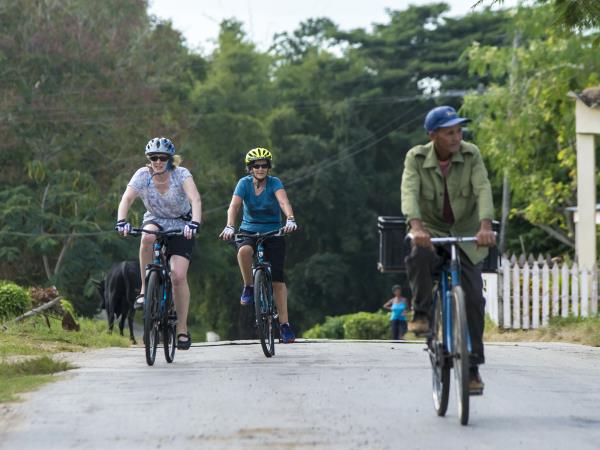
303, 311, 390, 340
60, 299, 76, 317
343, 312, 389, 340
303, 314, 349, 339
0, 281, 31, 320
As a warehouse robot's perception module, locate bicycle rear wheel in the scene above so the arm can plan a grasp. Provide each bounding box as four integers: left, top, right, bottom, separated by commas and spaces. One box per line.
452, 285, 470, 425
254, 269, 275, 357
143, 271, 160, 366
429, 287, 450, 417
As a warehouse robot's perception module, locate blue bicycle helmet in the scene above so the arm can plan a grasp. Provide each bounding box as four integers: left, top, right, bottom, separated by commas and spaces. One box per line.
145, 137, 176, 156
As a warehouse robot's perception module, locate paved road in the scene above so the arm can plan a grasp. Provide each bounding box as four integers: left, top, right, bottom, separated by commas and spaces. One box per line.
1, 341, 599, 450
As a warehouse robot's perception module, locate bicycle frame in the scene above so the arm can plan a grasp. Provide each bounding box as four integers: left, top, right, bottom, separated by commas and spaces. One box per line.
235, 228, 283, 284
130, 228, 181, 317
148, 237, 171, 316
431, 237, 477, 358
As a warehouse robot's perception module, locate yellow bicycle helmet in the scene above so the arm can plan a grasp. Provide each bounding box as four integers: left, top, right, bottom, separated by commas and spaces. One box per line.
245, 147, 273, 166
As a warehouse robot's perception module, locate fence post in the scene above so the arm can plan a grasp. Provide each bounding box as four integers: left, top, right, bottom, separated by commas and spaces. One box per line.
571, 263, 579, 317
561, 263, 569, 317
581, 268, 589, 318
522, 263, 530, 329
592, 267, 598, 315
542, 262, 550, 326
512, 259, 521, 328
502, 255, 511, 329
552, 264, 560, 317
532, 263, 540, 329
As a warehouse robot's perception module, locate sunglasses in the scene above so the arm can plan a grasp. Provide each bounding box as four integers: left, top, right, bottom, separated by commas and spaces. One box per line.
251, 163, 270, 169
149, 155, 169, 162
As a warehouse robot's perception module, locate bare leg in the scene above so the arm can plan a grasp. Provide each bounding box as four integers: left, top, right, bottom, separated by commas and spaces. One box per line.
237, 245, 254, 285
138, 224, 159, 295
170, 255, 190, 338
272, 282, 289, 324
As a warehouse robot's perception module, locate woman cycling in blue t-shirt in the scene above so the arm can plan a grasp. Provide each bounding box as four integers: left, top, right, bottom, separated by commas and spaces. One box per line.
219, 148, 298, 343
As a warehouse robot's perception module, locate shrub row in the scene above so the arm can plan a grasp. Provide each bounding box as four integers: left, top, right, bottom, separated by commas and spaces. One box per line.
303, 311, 390, 340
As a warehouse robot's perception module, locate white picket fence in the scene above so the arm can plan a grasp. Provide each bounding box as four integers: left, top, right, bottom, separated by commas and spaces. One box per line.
489, 255, 599, 329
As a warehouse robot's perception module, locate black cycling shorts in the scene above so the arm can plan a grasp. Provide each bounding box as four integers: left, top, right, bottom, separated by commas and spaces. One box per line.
235, 230, 286, 282
142, 221, 194, 261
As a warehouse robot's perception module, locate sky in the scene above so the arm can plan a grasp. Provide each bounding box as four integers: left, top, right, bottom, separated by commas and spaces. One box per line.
148, 0, 522, 52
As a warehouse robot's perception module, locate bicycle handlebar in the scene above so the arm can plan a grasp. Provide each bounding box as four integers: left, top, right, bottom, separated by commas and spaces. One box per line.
126, 227, 183, 237
234, 228, 287, 240
430, 236, 478, 245
406, 233, 496, 245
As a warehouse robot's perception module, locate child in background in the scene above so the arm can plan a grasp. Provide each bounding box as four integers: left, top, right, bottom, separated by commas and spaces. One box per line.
383, 284, 408, 340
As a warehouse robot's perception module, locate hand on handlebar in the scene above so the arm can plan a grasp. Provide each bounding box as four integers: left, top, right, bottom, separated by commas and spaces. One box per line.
219, 225, 235, 240
410, 228, 433, 250
115, 219, 131, 236
476, 228, 496, 247
184, 221, 200, 240
283, 217, 297, 234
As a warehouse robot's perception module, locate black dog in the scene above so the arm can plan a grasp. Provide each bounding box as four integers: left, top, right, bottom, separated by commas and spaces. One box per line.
96, 261, 141, 344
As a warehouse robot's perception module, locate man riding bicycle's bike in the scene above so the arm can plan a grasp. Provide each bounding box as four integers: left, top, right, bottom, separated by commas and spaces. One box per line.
116, 137, 202, 350
401, 106, 496, 393
219, 148, 298, 344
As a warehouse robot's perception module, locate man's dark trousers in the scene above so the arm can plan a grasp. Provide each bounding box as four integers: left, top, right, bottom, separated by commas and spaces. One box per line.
405, 245, 485, 366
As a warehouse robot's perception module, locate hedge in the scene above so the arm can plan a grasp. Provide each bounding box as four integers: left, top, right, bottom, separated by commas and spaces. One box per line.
303, 311, 390, 340
0, 281, 31, 321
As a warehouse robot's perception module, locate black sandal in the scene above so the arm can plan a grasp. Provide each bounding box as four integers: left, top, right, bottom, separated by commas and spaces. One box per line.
177, 332, 191, 350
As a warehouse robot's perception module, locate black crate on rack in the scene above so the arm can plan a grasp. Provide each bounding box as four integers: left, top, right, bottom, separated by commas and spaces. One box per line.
377, 216, 409, 273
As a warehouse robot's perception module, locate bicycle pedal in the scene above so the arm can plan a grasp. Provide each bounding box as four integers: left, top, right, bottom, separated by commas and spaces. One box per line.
469, 388, 484, 396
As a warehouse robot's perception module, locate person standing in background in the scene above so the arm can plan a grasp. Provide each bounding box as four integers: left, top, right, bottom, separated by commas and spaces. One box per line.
383, 285, 408, 340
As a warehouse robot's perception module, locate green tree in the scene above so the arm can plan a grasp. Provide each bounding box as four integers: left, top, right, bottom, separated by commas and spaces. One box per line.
0, 0, 204, 312
473, 0, 600, 31
463, 4, 600, 253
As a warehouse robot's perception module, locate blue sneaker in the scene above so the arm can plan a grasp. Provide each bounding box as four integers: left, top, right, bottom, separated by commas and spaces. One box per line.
280, 322, 295, 344
240, 285, 254, 305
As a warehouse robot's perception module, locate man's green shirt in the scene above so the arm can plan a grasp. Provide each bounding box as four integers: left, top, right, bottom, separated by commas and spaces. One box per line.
401, 140, 494, 265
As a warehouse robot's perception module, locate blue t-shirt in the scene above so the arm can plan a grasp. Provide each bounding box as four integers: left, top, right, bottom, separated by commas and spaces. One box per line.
233, 175, 284, 233
390, 302, 407, 321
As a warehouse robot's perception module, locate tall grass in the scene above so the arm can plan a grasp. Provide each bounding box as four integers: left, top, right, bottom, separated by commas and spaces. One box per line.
0, 356, 74, 402
1, 316, 130, 357
484, 315, 600, 347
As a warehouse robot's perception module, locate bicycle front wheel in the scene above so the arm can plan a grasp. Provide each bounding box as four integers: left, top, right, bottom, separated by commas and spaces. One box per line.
254, 269, 275, 357
429, 287, 450, 417
452, 285, 470, 425
163, 322, 176, 363
143, 271, 160, 366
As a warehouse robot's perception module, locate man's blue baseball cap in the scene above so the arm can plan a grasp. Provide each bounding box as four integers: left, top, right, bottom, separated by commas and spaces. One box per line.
424, 106, 470, 133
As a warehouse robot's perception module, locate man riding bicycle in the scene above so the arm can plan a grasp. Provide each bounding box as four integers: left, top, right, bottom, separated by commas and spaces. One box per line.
401, 106, 496, 393
220, 148, 298, 344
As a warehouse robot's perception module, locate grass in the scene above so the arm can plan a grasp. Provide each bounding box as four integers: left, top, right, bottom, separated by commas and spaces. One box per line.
0, 316, 131, 358
0, 316, 130, 403
0, 356, 75, 402
484, 314, 600, 347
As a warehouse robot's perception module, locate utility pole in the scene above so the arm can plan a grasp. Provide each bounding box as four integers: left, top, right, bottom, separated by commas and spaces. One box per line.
499, 29, 521, 254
